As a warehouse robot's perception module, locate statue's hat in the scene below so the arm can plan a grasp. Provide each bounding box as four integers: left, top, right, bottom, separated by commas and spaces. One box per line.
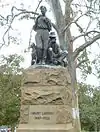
49, 32, 56, 38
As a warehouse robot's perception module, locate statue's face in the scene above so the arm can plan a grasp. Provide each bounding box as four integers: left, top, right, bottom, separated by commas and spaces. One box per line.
41, 7, 47, 15
50, 37, 56, 43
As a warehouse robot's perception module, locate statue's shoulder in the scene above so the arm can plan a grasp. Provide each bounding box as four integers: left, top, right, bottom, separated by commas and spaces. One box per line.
35, 15, 42, 21
37, 15, 43, 19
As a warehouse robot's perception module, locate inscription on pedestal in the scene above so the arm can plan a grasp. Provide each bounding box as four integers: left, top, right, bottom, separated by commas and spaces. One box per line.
29, 105, 56, 124
31, 111, 54, 120
29, 105, 72, 124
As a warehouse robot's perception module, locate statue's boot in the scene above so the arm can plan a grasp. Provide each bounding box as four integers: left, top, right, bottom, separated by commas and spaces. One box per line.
31, 59, 36, 65
36, 48, 43, 65
42, 49, 47, 65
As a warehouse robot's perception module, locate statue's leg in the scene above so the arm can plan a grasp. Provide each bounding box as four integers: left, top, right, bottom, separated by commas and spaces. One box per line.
42, 49, 47, 64
41, 30, 49, 64
58, 52, 68, 66
47, 49, 53, 64
36, 48, 42, 64
35, 31, 43, 64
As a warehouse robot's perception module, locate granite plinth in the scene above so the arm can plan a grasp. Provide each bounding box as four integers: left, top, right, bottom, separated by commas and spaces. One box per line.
17, 66, 74, 132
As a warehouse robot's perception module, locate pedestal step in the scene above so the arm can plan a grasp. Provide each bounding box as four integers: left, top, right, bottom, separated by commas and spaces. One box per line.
17, 124, 74, 132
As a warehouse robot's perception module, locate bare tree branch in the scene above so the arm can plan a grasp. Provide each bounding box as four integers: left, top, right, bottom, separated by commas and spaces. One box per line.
85, 18, 92, 33
72, 3, 99, 12
72, 30, 100, 42
62, 7, 100, 34
63, 0, 66, 3
74, 21, 83, 33
73, 33, 100, 60
0, 15, 6, 20
61, 13, 87, 33
0, 6, 39, 47
1, 0, 43, 48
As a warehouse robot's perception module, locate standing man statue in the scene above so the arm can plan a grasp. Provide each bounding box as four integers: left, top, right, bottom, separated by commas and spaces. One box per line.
33, 6, 52, 65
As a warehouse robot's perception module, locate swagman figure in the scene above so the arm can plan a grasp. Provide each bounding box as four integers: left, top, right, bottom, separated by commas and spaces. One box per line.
47, 32, 68, 67
33, 6, 52, 65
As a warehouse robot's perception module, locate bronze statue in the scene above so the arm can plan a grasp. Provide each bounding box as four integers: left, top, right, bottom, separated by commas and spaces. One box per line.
29, 43, 37, 65
46, 32, 68, 67
29, 32, 68, 67
33, 6, 52, 65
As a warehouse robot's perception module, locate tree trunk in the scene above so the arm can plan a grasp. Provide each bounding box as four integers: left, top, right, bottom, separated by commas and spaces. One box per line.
48, 0, 81, 131
65, 1, 81, 131
49, 0, 67, 50
66, 24, 81, 132
94, 118, 98, 132
11, 125, 15, 132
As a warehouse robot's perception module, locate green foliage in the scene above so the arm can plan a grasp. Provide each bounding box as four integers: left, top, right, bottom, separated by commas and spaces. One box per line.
0, 54, 24, 126
0, 74, 22, 126
0, 54, 24, 74
79, 83, 100, 131
92, 54, 100, 79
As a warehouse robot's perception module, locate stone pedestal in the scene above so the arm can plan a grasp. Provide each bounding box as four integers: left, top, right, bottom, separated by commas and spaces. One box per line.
17, 66, 74, 132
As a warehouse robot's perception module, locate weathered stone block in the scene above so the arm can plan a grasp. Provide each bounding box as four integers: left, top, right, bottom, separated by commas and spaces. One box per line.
23, 67, 71, 86
29, 105, 72, 124
17, 66, 74, 132
20, 105, 72, 125
21, 86, 72, 105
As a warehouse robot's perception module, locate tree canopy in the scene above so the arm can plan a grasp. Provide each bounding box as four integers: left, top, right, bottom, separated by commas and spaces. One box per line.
0, 54, 24, 127
79, 83, 100, 131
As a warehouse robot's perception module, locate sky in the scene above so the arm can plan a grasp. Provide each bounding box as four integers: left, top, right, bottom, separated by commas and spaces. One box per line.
0, 0, 100, 86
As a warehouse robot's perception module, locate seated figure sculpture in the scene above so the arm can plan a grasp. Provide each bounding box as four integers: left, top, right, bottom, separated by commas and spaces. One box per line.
29, 32, 68, 67
46, 32, 68, 67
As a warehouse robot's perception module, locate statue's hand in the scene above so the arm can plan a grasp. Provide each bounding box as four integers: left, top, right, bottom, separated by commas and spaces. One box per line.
43, 16, 46, 20
49, 47, 53, 51
43, 17, 49, 23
